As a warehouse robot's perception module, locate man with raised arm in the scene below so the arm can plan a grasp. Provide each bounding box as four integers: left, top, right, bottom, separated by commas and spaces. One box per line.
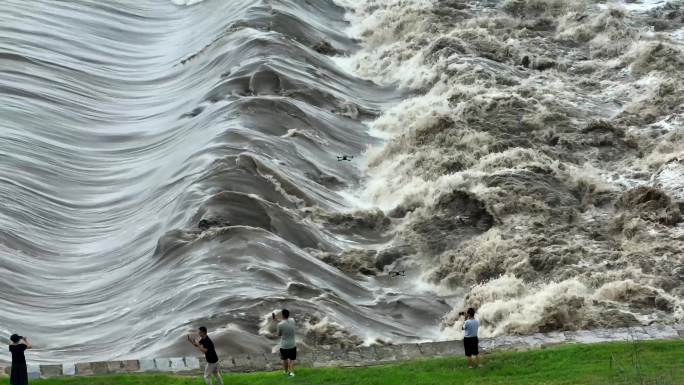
9, 334, 32, 385
274, 309, 297, 377
188, 326, 224, 385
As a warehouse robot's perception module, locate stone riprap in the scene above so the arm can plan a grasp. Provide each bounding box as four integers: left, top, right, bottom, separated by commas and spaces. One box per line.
0, 325, 682, 379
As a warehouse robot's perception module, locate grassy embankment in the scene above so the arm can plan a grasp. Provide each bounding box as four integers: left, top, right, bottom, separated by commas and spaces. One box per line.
2, 340, 682, 385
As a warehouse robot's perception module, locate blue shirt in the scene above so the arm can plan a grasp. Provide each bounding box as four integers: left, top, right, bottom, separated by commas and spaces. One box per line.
464, 319, 479, 338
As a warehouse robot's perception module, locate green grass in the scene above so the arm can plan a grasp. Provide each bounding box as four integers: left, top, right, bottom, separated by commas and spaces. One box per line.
3, 340, 683, 385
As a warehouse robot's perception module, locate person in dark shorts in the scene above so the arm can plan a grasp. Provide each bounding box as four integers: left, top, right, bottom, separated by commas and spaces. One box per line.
9, 334, 32, 385
275, 309, 297, 377
188, 327, 223, 385
462, 308, 482, 368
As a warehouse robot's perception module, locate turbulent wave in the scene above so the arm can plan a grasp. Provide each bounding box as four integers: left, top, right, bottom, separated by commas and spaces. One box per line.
341, 0, 684, 338
0, 0, 446, 363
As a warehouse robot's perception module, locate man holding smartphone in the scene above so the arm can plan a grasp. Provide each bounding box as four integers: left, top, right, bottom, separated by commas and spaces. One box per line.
462, 308, 482, 369
9, 334, 32, 385
274, 309, 297, 377
188, 326, 223, 385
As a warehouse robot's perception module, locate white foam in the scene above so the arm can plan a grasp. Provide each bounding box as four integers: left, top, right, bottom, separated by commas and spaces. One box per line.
617, 0, 667, 13
337, 188, 377, 211
442, 276, 593, 339
673, 28, 684, 44
330, 55, 361, 76
652, 159, 684, 202
338, 0, 684, 341
171, 0, 205, 5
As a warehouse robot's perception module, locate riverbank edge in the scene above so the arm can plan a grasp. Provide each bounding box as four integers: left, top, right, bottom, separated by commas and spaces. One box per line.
1, 324, 682, 379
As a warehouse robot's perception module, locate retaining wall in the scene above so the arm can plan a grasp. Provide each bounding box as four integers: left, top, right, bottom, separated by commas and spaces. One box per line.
2, 325, 682, 379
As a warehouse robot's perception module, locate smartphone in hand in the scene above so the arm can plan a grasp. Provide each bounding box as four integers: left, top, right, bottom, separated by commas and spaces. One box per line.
272, 312, 276, 320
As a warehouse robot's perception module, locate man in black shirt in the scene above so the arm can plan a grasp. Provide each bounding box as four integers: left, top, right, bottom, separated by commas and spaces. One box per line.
188, 326, 223, 385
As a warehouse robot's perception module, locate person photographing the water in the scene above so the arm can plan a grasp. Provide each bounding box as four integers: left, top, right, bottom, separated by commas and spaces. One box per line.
461, 308, 482, 368
188, 327, 223, 385
273, 309, 297, 377
9, 334, 32, 385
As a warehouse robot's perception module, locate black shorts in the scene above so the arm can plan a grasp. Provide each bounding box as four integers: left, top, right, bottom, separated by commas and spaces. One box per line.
464, 337, 479, 357
280, 347, 297, 361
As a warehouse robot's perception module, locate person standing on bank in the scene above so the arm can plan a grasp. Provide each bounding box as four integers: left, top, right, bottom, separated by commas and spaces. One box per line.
188, 327, 224, 385
463, 308, 482, 368
274, 309, 297, 377
9, 334, 32, 385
